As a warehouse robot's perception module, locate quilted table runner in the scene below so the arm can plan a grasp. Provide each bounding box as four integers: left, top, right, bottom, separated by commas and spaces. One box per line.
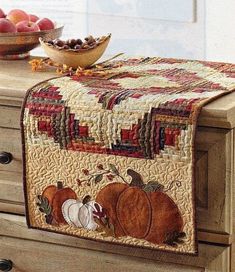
21, 57, 235, 255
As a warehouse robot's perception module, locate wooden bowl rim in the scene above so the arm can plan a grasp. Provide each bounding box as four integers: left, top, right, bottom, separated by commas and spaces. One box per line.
0, 25, 64, 38
39, 33, 111, 56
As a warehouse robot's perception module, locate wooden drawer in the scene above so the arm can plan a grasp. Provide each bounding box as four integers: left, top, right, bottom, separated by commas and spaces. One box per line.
0, 213, 231, 272
0, 105, 21, 129
0, 171, 24, 215
0, 236, 202, 272
0, 127, 22, 173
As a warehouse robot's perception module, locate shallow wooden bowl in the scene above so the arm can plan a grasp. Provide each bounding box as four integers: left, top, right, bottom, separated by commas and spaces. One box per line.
39, 34, 111, 69
0, 26, 63, 60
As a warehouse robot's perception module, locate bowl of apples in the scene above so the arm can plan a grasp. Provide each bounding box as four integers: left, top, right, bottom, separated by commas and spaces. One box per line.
0, 8, 63, 60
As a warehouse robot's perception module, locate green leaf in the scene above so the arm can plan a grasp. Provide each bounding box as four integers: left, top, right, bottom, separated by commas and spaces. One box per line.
42, 197, 49, 206
94, 174, 103, 183
44, 204, 52, 215
37, 196, 52, 215
143, 181, 164, 192
109, 164, 119, 175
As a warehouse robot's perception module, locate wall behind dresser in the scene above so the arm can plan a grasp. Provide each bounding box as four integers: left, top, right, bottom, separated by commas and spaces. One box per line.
1, 0, 235, 62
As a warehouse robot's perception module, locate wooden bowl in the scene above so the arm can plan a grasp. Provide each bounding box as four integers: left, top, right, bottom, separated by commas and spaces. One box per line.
39, 34, 111, 69
0, 26, 63, 60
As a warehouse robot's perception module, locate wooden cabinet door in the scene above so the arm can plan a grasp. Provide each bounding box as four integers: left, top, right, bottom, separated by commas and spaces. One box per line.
195, 127, 233, 234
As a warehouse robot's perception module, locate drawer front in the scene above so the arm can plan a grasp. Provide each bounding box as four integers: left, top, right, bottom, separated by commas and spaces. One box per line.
0, 105, 21, 129
0, 171, 24, 215
0, 124, 233, 235
0, 128, 22, 173
0, 236, 203, 272
0, 213, 231, 272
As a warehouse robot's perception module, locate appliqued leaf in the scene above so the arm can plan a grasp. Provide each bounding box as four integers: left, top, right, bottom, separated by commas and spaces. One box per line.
164, 231, 186, 247
94, 174, 103, 183
37, 195, 52, 216
94, 217, 115, 238
143, 181, 164, 192
109, 164, 119, 175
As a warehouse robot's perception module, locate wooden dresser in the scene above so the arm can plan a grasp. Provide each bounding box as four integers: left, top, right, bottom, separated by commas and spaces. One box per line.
0, 58, 234, 272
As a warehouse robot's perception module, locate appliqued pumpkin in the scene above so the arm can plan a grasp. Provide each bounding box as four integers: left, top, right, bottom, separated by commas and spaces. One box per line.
62, 195, 102, 230
96, 170, 184, 246
42, 181, 77, 224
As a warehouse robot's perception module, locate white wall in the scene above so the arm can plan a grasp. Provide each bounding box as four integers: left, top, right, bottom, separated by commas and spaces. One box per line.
205, 0, 235, 63
1, 0, 235, 62
87, 0, 205, 59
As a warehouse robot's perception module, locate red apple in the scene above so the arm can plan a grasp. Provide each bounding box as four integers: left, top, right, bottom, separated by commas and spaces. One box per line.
0, 18, 17, 33
36, 18, 54, 31
16, 20, 40, 32
0, 8, 6, 18
7, 9, 29, 25
29, 14, 39, 23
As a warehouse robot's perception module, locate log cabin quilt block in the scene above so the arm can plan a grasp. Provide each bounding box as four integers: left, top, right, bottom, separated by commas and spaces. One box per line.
21, 57, 235, 255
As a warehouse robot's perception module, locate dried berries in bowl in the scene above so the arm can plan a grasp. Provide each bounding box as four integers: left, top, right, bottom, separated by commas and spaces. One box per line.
39, 34, 111, 69
46, 35, 108, 51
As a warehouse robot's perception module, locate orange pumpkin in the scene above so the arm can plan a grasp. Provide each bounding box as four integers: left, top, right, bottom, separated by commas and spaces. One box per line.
42, 181, 77, 224
96, 182, 183, 245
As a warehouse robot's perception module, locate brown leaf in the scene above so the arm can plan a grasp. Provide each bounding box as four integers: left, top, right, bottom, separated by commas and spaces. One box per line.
94, 217, 115, 237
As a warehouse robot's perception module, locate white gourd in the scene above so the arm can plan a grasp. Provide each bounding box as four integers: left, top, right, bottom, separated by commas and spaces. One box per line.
62, 199, 101, 230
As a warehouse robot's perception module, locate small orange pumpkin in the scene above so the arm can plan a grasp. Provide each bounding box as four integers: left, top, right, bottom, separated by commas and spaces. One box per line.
96, 181, 183, 245
42, 181, 77, 224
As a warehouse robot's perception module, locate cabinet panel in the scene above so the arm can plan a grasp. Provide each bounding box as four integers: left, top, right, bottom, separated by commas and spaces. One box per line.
0, 236, 203, 272
195, 128, 233, 234
0, 213, 231, 272
0, 128, 22, 173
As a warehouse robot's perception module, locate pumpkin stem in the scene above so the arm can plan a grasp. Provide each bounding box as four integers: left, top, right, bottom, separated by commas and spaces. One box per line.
83, 195, 91, 205
57, 181, 63, 190
127, 169, 144, 188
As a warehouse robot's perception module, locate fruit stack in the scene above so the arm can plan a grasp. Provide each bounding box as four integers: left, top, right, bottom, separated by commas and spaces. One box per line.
0, 8, 55, 33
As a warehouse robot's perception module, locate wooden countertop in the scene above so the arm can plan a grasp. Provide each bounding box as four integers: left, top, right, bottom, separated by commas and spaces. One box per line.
1, 58, 235, 129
